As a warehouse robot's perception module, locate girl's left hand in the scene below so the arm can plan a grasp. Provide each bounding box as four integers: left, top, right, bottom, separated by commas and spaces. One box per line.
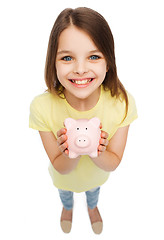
98, 123, 109, 156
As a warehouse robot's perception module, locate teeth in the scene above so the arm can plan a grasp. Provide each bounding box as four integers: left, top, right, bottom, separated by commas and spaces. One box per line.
75, 79, 88, 84
70, 79, 93, 84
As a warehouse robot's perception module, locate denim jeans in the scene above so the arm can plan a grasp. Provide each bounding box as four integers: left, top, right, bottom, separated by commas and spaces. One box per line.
58, 187, 100, 210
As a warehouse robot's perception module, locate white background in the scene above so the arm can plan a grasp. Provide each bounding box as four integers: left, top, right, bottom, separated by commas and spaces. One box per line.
0, 0, 164, 239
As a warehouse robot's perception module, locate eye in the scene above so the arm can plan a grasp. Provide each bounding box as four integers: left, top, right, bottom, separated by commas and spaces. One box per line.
62, 56, 72, 61
85, 128, 87, 130
77, 128, 79, 130
89, 55, 100, 60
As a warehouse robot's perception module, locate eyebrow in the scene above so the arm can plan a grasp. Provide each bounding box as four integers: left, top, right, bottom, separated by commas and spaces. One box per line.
57, 50, 73, 55
57, 49, 102, 55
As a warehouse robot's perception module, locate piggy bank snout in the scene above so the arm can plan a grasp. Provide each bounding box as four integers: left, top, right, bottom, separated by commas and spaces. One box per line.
75, 135, 90, 148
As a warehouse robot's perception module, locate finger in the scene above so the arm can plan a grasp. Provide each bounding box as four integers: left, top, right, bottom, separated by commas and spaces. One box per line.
99, 138, 109, 146
57, 128, 67, 138
64, 149, 69, 156
59, 141, 68, 153
99, 123, 102, 129
98, 145, 106, 152
98, 150, 103, 156
59, 144, 69, 157
101, 131, 109, 139
57, 134, 67, 145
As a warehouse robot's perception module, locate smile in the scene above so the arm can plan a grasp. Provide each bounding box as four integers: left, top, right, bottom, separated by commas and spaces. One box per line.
69, 78, 94, 85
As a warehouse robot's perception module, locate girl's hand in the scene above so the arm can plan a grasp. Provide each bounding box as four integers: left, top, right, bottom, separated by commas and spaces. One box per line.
57, 128, 69, 156
98, 123, 109, 156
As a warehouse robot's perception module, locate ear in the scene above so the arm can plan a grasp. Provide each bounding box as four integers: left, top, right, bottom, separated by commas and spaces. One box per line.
106, 64, 109, 72
89, 117, 100, 128
64, 118, 76, 130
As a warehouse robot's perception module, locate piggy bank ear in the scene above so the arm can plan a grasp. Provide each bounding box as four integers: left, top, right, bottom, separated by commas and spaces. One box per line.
64, 118, 76, 130
89, 117, 100, 128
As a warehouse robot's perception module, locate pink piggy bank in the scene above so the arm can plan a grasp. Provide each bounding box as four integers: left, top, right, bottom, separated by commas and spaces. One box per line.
64, 117, 101, 158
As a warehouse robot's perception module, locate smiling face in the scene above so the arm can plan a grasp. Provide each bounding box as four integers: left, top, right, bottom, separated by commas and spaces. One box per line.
55, 26, 108, 104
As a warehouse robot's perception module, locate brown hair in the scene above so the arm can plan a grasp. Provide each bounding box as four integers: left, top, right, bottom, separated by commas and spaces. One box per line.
45, 7, 128, 118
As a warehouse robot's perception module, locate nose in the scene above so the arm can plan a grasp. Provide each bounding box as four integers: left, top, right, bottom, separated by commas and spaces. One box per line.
75, 135, 90, 148
74, 60, 88, 75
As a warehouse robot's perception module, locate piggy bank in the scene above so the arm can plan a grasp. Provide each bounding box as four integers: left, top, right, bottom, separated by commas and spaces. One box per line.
64, 117, 101, 158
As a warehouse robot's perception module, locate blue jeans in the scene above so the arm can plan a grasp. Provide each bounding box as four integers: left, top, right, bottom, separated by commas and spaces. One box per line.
58, 187, 100, 210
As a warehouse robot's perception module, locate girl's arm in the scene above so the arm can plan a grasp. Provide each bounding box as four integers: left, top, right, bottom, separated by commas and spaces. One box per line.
39, 125, 129, 174
90, 125, 129, 172
39, 129, 80, 175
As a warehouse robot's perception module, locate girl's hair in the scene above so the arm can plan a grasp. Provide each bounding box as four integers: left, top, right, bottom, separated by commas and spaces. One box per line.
45, 7, 128, 118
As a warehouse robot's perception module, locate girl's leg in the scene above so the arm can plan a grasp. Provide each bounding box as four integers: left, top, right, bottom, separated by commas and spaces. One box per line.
85, 187, 100, 209
58, 189, 74, 210
85, 187, 103, 234
58, 189, 73, 233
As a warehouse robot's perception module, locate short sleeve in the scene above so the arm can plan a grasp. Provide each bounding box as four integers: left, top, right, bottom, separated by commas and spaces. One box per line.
119, 92, 138, 128
29, 97, 51, 131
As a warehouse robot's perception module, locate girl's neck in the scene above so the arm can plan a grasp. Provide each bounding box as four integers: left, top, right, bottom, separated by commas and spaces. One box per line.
64, 86, 101, 111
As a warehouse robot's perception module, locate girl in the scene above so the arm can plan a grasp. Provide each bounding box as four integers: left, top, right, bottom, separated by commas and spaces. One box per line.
29, 7, 137, 234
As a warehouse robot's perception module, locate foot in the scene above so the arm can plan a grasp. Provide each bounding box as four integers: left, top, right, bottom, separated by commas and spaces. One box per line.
60, 207, 73, 233
88, 207, 103, 234
61, 207, 72, 222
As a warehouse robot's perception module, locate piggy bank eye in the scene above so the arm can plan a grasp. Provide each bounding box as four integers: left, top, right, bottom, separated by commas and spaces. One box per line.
77, 128, 79, 130
85, 128, 87, 130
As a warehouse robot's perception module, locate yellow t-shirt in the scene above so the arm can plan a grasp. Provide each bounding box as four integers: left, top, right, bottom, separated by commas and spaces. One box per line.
29, 86, 137, 192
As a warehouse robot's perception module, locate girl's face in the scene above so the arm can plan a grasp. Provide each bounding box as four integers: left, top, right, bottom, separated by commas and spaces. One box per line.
56, 26, 108, 101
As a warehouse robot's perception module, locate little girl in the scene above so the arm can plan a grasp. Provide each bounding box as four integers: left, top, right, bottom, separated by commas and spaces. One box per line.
29, 7, 137, 234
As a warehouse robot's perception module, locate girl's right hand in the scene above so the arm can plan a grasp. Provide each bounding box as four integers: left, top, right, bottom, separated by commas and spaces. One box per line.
57, 128, 69, 156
